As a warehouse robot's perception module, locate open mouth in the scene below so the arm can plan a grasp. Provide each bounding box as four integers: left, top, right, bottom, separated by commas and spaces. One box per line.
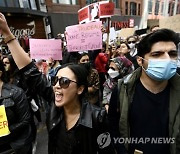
55, 91, 63, 102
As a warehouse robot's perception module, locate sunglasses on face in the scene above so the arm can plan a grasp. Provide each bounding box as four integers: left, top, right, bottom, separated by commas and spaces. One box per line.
51, 76, 77, 88
128, 41, 136, 44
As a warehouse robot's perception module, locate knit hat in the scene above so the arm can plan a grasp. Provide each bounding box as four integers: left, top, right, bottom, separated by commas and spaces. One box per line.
110, 56, 133, 77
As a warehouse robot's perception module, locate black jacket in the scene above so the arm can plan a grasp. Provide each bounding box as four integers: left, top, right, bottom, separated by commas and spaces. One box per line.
0, 83, 33, 151
47, 101, 116, 154
20, 62, 116, 154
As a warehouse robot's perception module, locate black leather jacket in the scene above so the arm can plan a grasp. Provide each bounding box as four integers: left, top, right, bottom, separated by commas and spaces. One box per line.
47, 101, 116, 154
20, 62, 116, 154
0, 83, 33, 151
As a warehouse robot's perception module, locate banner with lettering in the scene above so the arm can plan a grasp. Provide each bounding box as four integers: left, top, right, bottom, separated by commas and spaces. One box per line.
66, 21, 102, 52
29, 39, 62, 60
0, 105, 10, 137
99, 1, 114, 18
78, 1, 114, 24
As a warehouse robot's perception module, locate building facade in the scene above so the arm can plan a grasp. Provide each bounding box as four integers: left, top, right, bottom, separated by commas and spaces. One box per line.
0, 0, 49, 39
0, 0, 144, 40
0, 0, 51, 53
46, 0, 143, 37
140, 0, 180, 29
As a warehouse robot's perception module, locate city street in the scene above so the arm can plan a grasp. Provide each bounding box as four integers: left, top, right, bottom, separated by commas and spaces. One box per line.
35, 112, 48, 154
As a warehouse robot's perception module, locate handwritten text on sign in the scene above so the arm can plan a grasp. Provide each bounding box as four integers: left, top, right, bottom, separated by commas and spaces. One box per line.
0, 105, 10, 137
29, 39, 62, 60
66, 21, 102, 52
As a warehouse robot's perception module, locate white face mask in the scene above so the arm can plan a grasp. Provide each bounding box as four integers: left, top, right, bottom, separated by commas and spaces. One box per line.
128, 43, 135, 49
108, 68, 119, 78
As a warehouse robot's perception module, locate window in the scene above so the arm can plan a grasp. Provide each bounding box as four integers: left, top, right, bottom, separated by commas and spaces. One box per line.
86, 0, 96, 5
125, 1, 128, 15
177, 3, 180, 14
52, 0, 58, 3
168, 1, 175, 16
54, 0, 78, 5
138, 3, 141, 15
60, 0, 71, 4
161, 2, 164, 14
23, 0, 30, 8
30, 0, 37, 10
130, 2, 136, 15
171, 2, 175, 15
14, 0, 19, 7
7, 0, 14, 7
112, 0, 118, 8
72, 0, 77, 5
29, 0, 37, 10
148, 0, 153, 14
0, 0, 6, 7
155, 0, 160, 15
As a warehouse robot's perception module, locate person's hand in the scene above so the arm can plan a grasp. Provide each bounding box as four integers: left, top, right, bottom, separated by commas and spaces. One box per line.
101, 25, 106, 34
0, 12, 12, 37
105, 104, 109, 113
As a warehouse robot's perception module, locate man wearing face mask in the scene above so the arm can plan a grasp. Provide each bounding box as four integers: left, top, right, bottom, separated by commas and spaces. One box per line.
102, 56, 133, 112
113, 29, 180, 154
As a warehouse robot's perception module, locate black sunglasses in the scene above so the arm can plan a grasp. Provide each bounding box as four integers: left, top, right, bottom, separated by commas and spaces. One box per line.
52, 76, 77, 88
128, 41, 136, 44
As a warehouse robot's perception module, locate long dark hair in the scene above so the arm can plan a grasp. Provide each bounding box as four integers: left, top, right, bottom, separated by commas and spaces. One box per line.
6, 55, 19, 77
0, 60, 9, 83
56, 63, 88, 102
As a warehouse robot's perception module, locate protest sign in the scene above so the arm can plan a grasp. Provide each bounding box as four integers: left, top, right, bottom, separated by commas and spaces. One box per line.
66, 21, 102, 52
159, 14, 180, 33
29, 39, 62, 60
0, 105, 10, 137
78, 6, 90, 24
118, 28, 135, 39
99, 1, 114, 18
103, 27, 117, 44
78, 2, 114, 24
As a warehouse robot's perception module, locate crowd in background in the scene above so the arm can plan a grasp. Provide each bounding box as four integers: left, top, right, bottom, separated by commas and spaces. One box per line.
0, 13, 180, 154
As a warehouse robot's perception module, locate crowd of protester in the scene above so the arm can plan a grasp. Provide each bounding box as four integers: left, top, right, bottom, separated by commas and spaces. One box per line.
0, 12, 180, 154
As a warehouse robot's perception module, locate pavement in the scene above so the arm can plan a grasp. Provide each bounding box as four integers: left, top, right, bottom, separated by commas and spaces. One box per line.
34, 110, 48, 154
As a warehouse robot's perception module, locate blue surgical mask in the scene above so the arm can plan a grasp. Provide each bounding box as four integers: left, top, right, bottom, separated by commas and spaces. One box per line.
142, 59, 177, 81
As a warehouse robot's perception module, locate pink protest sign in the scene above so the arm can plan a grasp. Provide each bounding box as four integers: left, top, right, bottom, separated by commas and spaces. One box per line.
29, 39, 62, 60
66, 21, 102, 52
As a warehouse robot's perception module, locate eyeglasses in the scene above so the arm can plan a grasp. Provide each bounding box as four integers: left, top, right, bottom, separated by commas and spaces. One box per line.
51, 76, 77, 88
128, 41, 136, 44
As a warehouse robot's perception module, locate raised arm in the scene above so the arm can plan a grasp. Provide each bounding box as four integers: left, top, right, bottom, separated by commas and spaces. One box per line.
0, 12, 31, 69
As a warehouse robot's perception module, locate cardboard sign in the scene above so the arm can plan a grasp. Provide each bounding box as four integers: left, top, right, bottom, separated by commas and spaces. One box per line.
66, 21, 102, 52
29, 39, 62, 60
0, 105, 10, 137
159, 14, 180, 33
78, 1, 114, 24
118, 28, 135, 39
